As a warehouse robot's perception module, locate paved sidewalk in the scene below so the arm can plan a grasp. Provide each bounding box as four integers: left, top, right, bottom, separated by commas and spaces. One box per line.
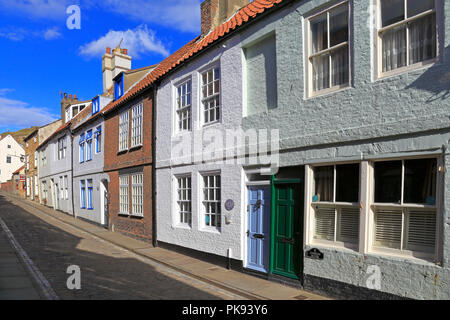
0, 221, 42, 300
1, 191, 329, 300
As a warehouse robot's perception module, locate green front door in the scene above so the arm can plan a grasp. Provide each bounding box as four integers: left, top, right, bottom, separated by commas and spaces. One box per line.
271, 179, 303, 280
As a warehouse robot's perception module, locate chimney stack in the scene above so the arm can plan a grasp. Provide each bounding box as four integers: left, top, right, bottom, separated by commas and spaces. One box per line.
201, 0, 249, 37
102, 45, 131, 95
60, 92, 79, 123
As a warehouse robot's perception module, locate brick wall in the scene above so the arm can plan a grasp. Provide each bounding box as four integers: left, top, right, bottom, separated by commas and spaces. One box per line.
104, 89, 154, 242
24, 131, 40, 202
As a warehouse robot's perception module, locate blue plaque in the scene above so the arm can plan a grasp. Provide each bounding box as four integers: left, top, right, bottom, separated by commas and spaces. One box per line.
225, 199, 234, 211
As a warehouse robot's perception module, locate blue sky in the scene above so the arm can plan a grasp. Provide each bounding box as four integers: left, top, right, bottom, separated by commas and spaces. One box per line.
0, 0, 201, 132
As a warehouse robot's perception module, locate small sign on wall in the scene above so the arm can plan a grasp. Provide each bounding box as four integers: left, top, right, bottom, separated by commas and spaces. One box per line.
225, 199, 234, 211
305, 248, 324, 260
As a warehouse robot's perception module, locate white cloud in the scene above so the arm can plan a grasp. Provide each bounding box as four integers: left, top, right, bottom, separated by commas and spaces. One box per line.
0, 0, 71, 20
0, 0, 200, 33
0, 90, 58, 130
43, 27, 62, 40
0, 28, 27, 41
79, 25, 169, 59
100, 0, 201, 33
0, 26, 62, 41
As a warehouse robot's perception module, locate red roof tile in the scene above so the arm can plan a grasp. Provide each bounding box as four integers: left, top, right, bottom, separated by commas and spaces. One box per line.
102, 0, 284, 115
13, 166, 24, 175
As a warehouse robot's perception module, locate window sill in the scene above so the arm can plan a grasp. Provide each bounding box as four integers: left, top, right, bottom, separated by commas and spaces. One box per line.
308, 240, 358, 253
175, 224, 192, 230
306, 84, 352, 100
202, 120, 221, 128
376, 58, 438, 82
117, 149, 128, 155
118, 213, 130, 217
200, 227, 221, 235
129, 145, 143, 152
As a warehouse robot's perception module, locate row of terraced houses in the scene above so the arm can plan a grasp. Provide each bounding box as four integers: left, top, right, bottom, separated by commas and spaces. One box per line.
5, 0, 450, 299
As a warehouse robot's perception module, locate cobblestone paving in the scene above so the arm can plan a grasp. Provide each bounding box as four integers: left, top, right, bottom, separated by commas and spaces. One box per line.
0, 194, 245, 300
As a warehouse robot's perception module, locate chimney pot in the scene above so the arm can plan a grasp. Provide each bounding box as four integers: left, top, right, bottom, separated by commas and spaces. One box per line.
106, 47, 111, 54
123, 48, 128, 55
69, 94, 72, 99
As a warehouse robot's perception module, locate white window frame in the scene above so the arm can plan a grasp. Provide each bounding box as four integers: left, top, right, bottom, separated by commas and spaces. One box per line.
80, 180, 86, 209
131, 173, 144, 217
34, 151, 38, 167
200, 66, 221, 125
176, 175, 192, 227
26, 177, 30, 196
201, 173, 221, 230
175, 79, 192, 132
369, 157, 439, 260
95, 126, 102, 154
58, 136, 66, 160
310, 163, 361, 249
119, 110, 129, 152
59, 176, 64, 200
131, 103, 143, 148
375, 0, 440, 79
35, 175, 39, 196
305, 0, 351, 98
119, 175, 129, 215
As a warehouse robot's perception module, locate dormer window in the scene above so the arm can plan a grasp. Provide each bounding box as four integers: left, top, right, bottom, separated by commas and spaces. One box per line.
66, 103, 86, 123
115, 73, 124, 100
92, 96, 100, 115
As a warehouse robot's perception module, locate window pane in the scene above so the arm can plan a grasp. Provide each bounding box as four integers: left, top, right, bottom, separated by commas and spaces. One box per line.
329, 5, 348, 47
382, 25, 407, 72
312, 54, 330, 92
381, 0, 405, 27
407, 0, 434, 18
314, 166, 334, 202
331, 45, 349, 87
407, 209, 436, 250
311, 14, 328, 53
336, 164, 359, 202
375, 208, 402, 249
374, 161, 402, 203
404, 158, 436, 204
409, 14, 436, 65
315, 207, 335, 241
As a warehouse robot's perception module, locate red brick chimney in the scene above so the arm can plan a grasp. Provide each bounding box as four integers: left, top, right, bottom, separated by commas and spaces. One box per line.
201, 0, 249, 38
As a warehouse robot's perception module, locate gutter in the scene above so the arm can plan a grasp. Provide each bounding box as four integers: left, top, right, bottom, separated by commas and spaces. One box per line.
70, 127, 76, 219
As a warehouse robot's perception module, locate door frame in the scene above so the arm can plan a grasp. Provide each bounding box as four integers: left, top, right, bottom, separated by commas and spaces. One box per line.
54, 182, 59, 210
100, 179, 109, 227
245, 184, 271, 273
269, 175, 303, 280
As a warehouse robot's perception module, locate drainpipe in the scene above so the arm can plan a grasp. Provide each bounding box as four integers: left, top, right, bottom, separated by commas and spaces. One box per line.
70, 129, 76, 219
152, 84, 158, 247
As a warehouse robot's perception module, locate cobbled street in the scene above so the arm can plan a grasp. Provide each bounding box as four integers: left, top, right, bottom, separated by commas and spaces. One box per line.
0, 194, 245, 300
